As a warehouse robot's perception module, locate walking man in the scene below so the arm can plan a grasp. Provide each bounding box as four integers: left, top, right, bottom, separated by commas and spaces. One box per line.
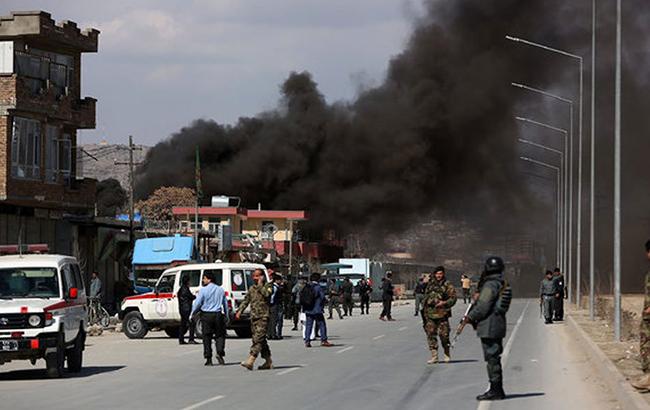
465, 257, 511, 401
540, 270, 557, 324
414, 277, 427, 316
358, 278, 371, 315
422, 267, 456, 364
552, 268, 565, 320
341, 277, 354, 316
302, 273, 333, 348
461, 274, 472, 304
177, 275, 197, 344
379, 273, 395, 321
327, 279, 343, 320
191, 271, 228, 366
632, 240, 650, 391
235, 268, 274, 370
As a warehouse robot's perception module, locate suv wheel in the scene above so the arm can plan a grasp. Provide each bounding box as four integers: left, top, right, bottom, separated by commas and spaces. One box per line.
124, 311, 148, 339
45, 332, 65, 378
194, 319, 203, 339
164, 326, 180, 338
66, 329, 85, 373
234, 327, 252, 338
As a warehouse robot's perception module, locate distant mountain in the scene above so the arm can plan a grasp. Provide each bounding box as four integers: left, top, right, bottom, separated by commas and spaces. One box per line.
80, 143, 150, 190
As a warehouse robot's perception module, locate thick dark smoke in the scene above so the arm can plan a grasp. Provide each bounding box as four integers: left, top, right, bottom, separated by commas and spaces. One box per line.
136, 1, 562, 234
136, 0, 650, 293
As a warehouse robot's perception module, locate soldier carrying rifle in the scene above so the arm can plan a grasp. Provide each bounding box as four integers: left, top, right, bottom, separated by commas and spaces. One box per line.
422, 266, 456, 364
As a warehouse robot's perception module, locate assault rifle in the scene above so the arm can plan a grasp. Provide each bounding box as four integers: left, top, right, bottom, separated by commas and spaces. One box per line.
450, 300, 474, 348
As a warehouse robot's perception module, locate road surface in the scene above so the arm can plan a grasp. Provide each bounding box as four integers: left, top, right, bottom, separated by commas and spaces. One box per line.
0, 300, 621, 410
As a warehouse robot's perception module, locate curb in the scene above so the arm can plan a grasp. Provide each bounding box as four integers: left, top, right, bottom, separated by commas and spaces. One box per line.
567, 315, 650, 410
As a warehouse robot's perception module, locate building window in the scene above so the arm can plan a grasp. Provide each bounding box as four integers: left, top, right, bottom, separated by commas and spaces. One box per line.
45, 125, 59, 182
59, 133, 72, 184
11, 117, 41, 180
15, 48, 73, 98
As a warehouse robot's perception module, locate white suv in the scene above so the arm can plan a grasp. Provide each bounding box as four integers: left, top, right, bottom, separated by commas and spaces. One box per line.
0, 254, 87, 378
119, 262, 268, 339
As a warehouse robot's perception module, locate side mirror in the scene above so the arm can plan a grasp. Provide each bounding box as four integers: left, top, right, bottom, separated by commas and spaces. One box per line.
68, 288, 78, 299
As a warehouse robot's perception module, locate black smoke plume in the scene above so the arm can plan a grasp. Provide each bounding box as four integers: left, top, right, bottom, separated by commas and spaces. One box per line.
136, 0, 650, 295
136, 1, 562, 233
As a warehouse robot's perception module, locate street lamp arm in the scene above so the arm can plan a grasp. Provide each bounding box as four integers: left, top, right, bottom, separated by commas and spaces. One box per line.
515, 116, 568, 135
511, 82, 573, 104
506, 35, 583, 62
518, 138, 564, 155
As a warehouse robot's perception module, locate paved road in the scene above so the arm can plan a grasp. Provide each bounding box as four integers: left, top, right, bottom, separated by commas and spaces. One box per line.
0, 300, 621, 410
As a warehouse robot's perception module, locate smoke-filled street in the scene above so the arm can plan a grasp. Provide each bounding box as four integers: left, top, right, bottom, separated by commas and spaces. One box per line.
0, 302, 620, 410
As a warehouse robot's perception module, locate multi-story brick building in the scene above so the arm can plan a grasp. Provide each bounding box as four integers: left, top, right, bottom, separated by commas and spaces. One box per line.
0, 11, 99, 255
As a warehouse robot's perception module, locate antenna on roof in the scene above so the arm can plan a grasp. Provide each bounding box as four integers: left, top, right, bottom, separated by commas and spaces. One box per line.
17, 218, 23, 258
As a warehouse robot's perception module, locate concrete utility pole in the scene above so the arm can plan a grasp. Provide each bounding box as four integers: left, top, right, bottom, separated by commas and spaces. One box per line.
115, 135, 142, 248
613, 0, 622, 342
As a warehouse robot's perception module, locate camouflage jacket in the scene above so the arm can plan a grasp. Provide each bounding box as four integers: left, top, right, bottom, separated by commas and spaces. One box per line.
423, 279, 457, 320
236, 282, 273, 320
641, 271, 650, 320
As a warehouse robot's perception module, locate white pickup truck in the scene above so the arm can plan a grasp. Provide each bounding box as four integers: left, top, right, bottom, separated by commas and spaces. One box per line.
119, 262, 269, 339
0, 254, 87, 378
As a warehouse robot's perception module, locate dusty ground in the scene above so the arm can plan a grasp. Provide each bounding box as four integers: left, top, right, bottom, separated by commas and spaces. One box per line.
571, 294, 650, 405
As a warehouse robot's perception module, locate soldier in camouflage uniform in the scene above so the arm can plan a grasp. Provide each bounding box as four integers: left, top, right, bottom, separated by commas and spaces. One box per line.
422, 266, 457, 364
235, 269, 274, 371
327, 279, 343, 320
632, 240, 650, 390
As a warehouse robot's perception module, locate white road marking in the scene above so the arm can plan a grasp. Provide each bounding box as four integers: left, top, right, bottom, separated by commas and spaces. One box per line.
276, 367, 301, 375
399, 326, 408, 331
477, 301, 530, 410
335, 346, 355, 355
180, 394, 225, 410
372, 334, 385, 340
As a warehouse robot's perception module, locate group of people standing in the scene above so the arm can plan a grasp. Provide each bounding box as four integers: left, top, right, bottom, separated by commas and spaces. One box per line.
539, 268, 565, 324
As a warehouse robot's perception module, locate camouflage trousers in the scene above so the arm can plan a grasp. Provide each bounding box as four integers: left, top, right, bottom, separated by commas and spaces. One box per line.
249, 317, 271, 359
641, 320, 650, 373
424, 318, 450, 352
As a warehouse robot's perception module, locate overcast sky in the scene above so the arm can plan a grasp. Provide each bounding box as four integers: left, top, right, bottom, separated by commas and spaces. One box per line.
2, 1, 418, 145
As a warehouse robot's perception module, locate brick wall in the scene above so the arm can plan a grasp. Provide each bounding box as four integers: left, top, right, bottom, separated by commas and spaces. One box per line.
0, 116, 7, 199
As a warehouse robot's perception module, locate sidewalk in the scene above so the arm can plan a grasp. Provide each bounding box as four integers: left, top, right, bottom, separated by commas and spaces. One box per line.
569, 303, 650, 409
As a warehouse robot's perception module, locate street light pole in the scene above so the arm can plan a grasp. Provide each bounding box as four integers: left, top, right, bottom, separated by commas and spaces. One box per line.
589, 0, 597, 321
507, 36, 584, 306
613, 0, 622, 342
516, 116, 570, 302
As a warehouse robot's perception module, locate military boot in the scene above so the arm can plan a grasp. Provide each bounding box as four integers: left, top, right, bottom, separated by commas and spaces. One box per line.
427, 350, 438, 364
240, 355, 256, 371
631, 374, 650, 391
443, 348, 451, 363
258, 356, 273, 370
476, 383, 506, 401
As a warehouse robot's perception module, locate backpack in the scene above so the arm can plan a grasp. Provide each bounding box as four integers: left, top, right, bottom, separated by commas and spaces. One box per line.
300, 284, 317, 310
494, 280, 512, 315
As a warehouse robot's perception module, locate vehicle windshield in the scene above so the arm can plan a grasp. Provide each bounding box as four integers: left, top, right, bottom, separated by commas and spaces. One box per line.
0, 267, 60, 298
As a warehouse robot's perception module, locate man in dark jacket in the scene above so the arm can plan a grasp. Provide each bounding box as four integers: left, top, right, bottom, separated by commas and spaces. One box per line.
358, 278, 371, 315
177, 275, 197, 345
267, 273, 284, 340
552, 268, 565, 321
466, 256, 508, 401
379, 273, 395, 321
414, 277, 427, 316
341, 277, 354, 316
303, 272, 334, 348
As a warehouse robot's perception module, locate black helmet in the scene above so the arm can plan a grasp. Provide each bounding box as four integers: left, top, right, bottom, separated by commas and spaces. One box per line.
484, 256, 504, 273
